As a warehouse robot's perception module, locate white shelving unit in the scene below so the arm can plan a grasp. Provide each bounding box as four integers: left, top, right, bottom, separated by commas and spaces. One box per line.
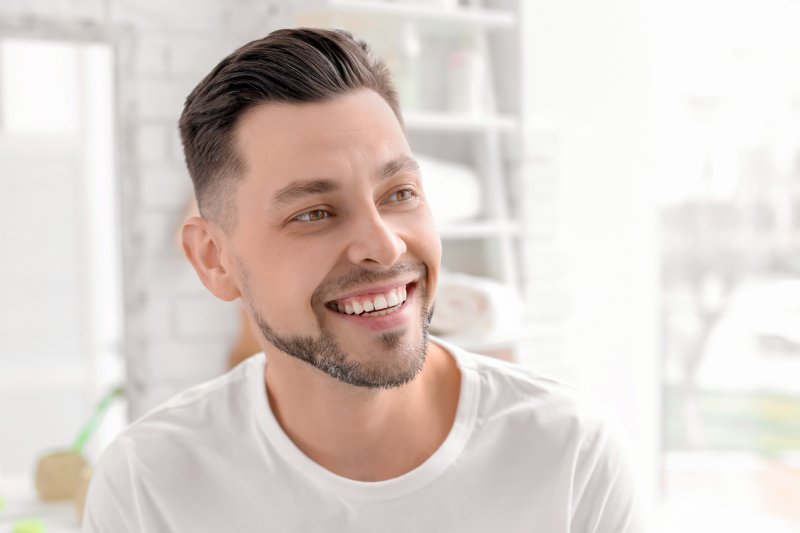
302, 0, 515, 28
294, 0, 524, 359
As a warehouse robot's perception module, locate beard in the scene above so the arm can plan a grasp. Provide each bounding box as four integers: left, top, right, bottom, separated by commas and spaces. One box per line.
241, 262, 434, 389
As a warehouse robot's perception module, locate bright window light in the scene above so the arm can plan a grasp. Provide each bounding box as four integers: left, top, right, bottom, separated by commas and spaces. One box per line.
0, 38, 80, 136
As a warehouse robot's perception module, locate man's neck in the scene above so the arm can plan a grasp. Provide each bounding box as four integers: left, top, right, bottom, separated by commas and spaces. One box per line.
263, 341, 460, 481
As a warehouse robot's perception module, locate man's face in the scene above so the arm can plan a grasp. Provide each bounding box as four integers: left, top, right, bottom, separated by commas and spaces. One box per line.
227, 89, 441, 389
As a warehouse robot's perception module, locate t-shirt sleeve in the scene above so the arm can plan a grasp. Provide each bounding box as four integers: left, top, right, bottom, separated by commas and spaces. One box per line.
569, 413, 647, 533
82, 435, 141, 533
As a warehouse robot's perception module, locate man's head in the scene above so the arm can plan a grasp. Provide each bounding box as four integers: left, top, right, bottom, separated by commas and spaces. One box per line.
179, 28, 442, 389
179, 28, 402, 230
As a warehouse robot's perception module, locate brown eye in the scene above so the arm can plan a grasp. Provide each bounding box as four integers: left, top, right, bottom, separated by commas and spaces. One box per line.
294, 209, 330, 222
388, 189, 416, 203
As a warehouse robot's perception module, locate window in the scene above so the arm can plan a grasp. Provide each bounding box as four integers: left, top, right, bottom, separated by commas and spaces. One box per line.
0, 38, 123, 475
656, 1, 800, 530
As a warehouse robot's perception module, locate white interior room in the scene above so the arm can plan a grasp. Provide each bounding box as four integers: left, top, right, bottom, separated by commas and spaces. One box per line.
0, 0, 798, 531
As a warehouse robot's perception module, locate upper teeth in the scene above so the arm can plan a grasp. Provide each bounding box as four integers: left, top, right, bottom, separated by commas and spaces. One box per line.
334, 285, 408, 315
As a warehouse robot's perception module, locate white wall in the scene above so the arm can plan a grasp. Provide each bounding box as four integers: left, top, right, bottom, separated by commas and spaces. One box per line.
520, 0, 660, 514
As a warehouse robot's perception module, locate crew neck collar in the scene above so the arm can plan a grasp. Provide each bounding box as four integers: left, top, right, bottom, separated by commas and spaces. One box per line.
247, 337, 479, 501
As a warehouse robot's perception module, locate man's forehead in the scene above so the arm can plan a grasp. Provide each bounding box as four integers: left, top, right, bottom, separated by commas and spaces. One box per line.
233, 90, 410, 189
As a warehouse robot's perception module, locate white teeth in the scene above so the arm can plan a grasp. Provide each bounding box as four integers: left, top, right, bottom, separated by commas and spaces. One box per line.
373, 295, 388, 310
369, 306, 399, 317
387, 291, 399, 307
332, 284, 411, 315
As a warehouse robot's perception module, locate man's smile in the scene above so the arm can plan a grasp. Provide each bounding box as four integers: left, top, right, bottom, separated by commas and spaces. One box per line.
324, 282, 420, 331
325, 280, 416, 315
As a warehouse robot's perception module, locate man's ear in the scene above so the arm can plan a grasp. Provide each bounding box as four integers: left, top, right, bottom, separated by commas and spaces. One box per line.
181, 216, 241, 301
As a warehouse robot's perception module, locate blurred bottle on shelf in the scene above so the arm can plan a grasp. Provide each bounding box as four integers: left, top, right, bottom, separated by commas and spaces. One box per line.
446, 47, 486, 114
394, 22, 422, 110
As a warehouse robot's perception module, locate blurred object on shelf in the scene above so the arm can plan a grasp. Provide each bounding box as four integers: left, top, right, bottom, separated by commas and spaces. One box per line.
32, 386, 122, 524
430, 271, 524, 343
416, 154, 482, 223
394, 22, 421, 110
446, 48, 486, 114
33, 453, 86, 503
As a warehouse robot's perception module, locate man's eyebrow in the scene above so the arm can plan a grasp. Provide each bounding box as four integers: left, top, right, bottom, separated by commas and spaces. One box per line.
271, 179, 340, 209
381, 156, 420, 179
270, 157, 420, 209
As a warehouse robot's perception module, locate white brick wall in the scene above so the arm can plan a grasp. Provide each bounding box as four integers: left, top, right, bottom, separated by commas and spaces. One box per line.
134, 78, 195, 122
0, 0, 106, 20
168, 35, 240, 77
173, 296, 241, 339
131, 31, 171, 77
135, 122, 171, 163
139, 163, 192, 209
0, 0, 295, 420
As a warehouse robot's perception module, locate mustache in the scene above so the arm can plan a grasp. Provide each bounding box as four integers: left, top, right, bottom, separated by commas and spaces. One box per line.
312, 262, 427, 305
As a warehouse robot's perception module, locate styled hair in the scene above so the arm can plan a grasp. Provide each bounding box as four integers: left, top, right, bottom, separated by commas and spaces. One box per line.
178, 28, 402, 230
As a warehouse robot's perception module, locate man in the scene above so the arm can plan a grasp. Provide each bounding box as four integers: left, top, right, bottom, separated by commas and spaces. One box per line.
83, 28, 644, 532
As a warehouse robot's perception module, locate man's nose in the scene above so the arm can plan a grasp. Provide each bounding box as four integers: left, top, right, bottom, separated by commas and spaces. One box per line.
345, 209, 407, 267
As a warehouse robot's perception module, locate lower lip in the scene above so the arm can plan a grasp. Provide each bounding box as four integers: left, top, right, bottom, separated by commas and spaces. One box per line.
327, 283, 417, 332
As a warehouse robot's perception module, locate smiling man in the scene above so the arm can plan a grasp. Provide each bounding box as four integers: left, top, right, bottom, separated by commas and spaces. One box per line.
83, 28, 644, 532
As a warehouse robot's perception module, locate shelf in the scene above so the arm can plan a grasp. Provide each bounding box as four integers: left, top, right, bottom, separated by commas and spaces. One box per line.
437, 219, 521, 239
404, 111, 518, 132
304, 0, 516, 28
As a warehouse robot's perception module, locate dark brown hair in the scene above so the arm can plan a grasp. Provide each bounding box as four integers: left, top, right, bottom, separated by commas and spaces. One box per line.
178, 28, 402, 230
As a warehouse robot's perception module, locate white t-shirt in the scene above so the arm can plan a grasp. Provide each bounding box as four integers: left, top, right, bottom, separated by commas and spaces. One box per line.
83, 339, 645, 532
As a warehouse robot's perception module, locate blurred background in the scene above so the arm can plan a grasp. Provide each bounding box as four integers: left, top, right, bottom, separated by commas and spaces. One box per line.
0, 0, 798, 531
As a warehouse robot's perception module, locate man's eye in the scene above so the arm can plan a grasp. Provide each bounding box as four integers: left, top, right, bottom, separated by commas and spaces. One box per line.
387, 189, 417, 203
294, 209, 330, 222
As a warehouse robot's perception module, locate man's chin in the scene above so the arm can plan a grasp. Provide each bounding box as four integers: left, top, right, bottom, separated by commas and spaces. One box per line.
320, 329, 429, 389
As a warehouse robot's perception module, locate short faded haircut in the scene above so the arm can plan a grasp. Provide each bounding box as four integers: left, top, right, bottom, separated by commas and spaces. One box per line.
178, 28, 402, 231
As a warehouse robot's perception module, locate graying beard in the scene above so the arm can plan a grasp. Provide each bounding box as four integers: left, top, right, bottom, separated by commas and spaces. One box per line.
251, 303, 432, 390
239, 260, 433, 389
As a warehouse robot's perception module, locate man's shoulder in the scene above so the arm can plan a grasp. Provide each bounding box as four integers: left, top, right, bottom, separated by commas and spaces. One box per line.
446, 340, 583, 402
115, 353, 264, 451
445, 341, 605, 435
